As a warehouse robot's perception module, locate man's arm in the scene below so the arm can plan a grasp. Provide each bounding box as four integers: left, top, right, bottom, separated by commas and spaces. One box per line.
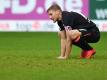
58, 30, 66, 58
64, 31, 72, 59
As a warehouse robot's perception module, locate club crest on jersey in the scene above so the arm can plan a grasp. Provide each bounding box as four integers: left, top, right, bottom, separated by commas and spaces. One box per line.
64, 26, 72, 31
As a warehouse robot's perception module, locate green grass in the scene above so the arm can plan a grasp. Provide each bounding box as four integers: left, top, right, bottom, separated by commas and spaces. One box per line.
0, 32, 107, 80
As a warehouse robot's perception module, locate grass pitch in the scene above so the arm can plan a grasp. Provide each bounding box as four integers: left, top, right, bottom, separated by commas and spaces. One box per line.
0, 32, 107, 80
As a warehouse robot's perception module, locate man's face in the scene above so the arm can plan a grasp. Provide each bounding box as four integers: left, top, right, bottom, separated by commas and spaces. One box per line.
48, 10, 60, 23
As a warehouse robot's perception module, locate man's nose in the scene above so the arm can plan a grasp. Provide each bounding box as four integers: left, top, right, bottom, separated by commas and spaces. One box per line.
49, 16, 52, 19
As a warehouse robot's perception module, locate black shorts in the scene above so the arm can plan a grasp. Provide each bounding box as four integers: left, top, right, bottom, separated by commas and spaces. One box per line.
78, 26, 100, 43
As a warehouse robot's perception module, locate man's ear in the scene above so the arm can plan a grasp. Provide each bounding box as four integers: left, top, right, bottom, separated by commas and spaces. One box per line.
55, 10, 61, 16
57, 10, 61, 13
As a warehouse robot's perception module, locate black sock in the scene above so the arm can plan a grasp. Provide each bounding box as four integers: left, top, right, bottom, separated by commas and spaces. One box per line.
73, 38, 93, 50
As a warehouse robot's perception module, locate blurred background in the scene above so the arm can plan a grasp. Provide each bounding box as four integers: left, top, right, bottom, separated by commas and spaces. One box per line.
0, 1, 107, 80
0, 0, 107, 32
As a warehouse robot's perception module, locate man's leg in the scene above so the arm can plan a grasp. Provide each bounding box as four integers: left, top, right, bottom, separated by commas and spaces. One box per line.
73, 38, 93, 50
73, 38, 96, 59
68, 28, 100, 59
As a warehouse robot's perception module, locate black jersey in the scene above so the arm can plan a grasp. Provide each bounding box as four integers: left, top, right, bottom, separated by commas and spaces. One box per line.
57, 11, 96, 31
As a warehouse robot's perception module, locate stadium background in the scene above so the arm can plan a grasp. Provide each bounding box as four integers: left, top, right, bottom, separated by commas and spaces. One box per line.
0, 0, 107, 32
0, 0, 107, 80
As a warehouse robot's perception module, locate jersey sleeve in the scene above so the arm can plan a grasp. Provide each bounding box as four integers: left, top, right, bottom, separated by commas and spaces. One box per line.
57, 21, 65, 31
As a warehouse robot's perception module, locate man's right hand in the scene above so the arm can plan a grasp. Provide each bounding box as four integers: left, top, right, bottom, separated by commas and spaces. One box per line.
57, 56, 67, 60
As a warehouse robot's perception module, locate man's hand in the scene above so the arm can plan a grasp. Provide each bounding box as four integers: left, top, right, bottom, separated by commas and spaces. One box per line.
57, 56, 67, 60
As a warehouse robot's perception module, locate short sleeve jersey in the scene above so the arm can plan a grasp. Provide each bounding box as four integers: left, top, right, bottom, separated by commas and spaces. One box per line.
57, 11, 96, 31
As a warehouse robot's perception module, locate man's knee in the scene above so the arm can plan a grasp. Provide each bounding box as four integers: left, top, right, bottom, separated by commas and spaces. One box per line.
67, 31, 74, 40
68, 30, 81, 40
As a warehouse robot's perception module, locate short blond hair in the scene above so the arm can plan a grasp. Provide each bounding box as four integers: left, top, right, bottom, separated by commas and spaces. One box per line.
47, 3, 62, 13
